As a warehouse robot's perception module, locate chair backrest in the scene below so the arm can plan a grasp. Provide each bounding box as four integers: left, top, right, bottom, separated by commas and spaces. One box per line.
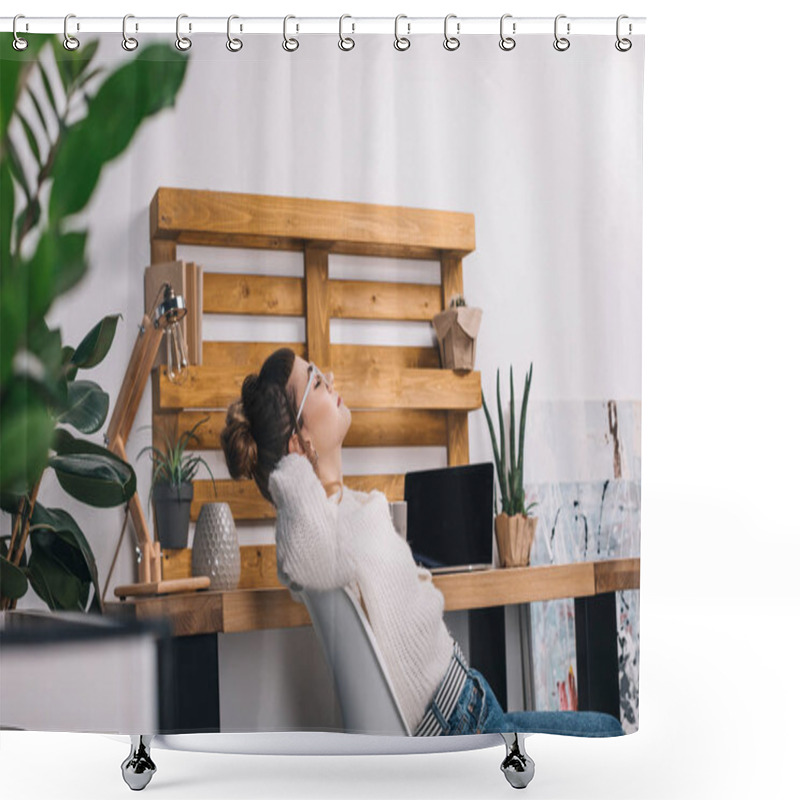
298, 585, 412, 736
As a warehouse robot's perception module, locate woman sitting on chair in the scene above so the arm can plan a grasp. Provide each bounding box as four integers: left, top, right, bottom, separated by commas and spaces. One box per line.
220, 347, 623, 738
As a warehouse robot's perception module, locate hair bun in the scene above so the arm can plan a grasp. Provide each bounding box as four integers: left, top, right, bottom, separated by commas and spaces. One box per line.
220, 399, 258, 480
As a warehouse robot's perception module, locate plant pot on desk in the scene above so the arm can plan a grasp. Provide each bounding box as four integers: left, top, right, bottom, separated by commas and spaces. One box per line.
152, 481, 193, 549
495, 513, 537, 568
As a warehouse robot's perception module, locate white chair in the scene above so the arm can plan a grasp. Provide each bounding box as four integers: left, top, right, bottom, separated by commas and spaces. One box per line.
297, 584, 412, 736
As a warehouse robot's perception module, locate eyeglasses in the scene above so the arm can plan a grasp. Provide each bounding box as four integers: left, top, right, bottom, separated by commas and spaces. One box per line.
295, 362, 331, 429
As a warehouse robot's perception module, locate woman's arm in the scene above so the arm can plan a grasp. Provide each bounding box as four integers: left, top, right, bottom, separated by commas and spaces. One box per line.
268, 452, 357, 591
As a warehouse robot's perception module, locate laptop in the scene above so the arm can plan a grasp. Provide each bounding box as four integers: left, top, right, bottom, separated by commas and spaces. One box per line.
404, 462, 494, 575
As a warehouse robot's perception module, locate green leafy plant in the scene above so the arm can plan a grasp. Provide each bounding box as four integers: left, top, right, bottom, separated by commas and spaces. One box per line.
137, 417, 217, 504
0, 34, 190, 612
481, 365, 538, 517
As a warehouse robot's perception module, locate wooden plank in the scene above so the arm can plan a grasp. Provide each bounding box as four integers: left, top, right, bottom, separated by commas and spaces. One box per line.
594, 557, 641, 593
176, 408, 447, 450
151, 411, 180, 457
446, 411, 470, 466
435, 563, 598, 611
203, 273, 305, 316
113, 576, 210, 599
150, 239, 176, 264
150, 187, 475, 258
202, 342, 438, 371
203, 275, 441, 321
162, 545, 283, 590
332, 344, 440, 371
222, 589, 311, 633
192, 479, 274, 521
304, 246, 330, 366
157, 365, 482, 412
329, 280, 442, 321
111, 559, 641, 635
131, 591, 225, 636
191, 473, 406, 521
440, 256, 468, 466
440, 254, 464, 308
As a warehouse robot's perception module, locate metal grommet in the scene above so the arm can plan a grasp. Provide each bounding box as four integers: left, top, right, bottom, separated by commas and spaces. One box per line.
63, 13, 80, 51
553, 14, 570, 52
615, 14, 632, 52
394, 14, 410, 51
122, 14, 139, 51
338, 14, 355, 51
175, 13, 192, 51
283, 15, 299, 52
227, 14, 243, 52
12, 15, 29, 51
443, 14, 460, 51
499, 13, 516, 51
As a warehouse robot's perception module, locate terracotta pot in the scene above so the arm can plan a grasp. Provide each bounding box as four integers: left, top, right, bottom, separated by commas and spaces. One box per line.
495, 513, 537, 568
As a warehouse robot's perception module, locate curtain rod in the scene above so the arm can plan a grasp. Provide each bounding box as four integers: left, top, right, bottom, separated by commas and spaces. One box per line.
1, 16, 646, 37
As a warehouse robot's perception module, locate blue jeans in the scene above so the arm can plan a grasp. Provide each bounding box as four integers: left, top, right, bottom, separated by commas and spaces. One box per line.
441, 668, 625, 737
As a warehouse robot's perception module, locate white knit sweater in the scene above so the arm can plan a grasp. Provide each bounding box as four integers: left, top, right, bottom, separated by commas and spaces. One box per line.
268, 452, 456, 732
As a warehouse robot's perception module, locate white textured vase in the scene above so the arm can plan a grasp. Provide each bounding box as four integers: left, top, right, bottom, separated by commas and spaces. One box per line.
191, 502, 241, 591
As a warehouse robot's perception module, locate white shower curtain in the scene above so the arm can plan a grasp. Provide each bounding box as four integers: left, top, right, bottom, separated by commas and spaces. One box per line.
1, 8, 643, 772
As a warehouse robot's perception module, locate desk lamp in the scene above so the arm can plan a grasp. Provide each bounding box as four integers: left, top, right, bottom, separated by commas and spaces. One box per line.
105, 282, 209, 598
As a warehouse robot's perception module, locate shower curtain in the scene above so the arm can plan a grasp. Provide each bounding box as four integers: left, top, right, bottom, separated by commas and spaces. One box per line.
1, 24, 643, 741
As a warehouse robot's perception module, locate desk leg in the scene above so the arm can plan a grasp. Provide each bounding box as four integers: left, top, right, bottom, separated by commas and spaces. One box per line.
157, 633, 220, 733
468, 606, 507, 710
574, 591, 620, 720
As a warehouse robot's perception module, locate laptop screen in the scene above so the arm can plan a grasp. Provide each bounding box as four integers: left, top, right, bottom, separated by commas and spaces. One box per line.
404, 462, 494, 570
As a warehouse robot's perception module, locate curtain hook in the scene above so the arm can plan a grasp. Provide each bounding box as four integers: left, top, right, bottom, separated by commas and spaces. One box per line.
283, 14, 299, 51
339, 14, 355, 51
499, 13, 516, 51
553, 14, 570, 52
175, 14, 192, 50
12, 15, 29, 51
615, 14, 633, 52
63, 13, 80, 51
443, 13, 460, 51
227, 14, 243, 52
122, 14, 139, 51
394, 14, 410, 51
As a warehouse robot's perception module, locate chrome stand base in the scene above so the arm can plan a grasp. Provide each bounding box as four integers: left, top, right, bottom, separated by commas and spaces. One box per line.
121, 735, 157, 791
500, 732, 535, 789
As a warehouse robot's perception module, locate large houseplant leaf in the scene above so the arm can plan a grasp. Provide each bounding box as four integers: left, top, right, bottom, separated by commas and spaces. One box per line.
58, 380, 109, 434
50, 429, 136, 507
0, 553, 29, 601
29, 504, 100, 611
70, 314, 121, 370
49, 43, 189, 222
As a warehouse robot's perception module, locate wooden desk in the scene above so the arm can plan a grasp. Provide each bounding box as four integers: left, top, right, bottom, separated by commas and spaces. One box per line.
104, 557, 639, 733
106, 557, 639, 636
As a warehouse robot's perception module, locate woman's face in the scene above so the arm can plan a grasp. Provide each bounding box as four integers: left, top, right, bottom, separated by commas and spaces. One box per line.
286, 355, 351, 456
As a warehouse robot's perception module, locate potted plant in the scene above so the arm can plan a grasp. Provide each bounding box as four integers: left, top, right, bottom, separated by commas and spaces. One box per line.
432, 293, 483, 371
0, 34, 189, 613
137, 418, 216, 549
481, 364, 538, 568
